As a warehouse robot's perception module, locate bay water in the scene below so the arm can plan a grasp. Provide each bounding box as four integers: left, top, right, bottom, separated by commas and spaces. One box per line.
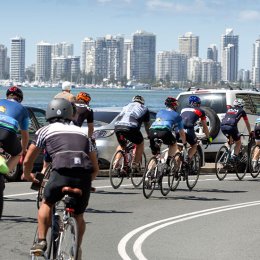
0, 87, 182, 111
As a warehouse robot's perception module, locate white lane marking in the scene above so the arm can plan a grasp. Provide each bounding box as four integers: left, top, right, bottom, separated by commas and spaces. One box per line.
5, 192, 37, 198
133, 201, 260, 260
118, 200, 260, 260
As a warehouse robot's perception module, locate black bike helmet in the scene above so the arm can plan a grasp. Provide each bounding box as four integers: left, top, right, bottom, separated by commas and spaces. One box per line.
132, 95, 145, 105
165, 96, 178, 109
46, 98, 73, 122
6, 86, 23, 102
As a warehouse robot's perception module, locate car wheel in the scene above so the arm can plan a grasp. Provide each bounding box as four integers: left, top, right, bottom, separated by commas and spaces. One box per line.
194, 106, 220, 140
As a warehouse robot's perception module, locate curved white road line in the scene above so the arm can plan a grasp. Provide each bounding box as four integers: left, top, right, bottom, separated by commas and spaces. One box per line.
118, 200, 260, 260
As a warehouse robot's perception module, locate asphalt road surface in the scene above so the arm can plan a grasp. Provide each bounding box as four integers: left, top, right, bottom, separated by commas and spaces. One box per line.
1, 172, 260, 260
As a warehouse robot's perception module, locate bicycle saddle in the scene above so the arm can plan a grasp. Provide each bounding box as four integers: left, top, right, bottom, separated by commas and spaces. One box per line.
62, 186, 82, 197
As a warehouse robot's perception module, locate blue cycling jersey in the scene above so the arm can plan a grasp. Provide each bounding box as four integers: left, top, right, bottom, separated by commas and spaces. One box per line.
150, 108, 183, 131
0, 99, 29, 133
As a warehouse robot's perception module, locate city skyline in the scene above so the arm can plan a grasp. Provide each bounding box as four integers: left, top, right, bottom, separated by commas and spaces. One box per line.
1, 0, 260, 70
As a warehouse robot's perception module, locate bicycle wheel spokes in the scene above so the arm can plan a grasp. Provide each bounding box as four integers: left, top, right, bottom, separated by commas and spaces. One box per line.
250, 145, 260, 178
131, 152, 146, 188
58, 217, 78, 260
170, 153, 181, 191
109, 151, 124, 189
235, 150, 248, 180
215, 146, 229, 181
143, 157, 157, 199
186, 152, 200, 190
160, 163, 171, 196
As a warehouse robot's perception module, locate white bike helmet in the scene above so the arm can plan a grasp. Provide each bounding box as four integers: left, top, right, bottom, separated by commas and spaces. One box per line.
233, 98, 245, 107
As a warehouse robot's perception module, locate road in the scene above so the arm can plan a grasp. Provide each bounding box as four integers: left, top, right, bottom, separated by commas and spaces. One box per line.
1, 172, 260, 260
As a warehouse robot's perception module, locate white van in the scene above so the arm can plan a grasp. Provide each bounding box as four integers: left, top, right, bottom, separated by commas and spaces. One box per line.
176, 88, 260, 161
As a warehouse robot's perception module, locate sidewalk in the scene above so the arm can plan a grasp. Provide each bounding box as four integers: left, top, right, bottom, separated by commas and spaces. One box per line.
98, 163, 216, 177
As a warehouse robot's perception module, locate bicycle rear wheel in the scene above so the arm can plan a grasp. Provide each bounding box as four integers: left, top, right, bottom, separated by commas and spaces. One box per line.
170, 153, 181, 191
37, 164, 52, 209
58, 217, 78, 260
143, 157, 157, 199
0, 175, 4, 219
235, 150, 248, 180
131, 152, 146, 188
186, 152, 200, 190
215, 146, 229, 181
109, 150, 124, 189
250, 145, 260, 178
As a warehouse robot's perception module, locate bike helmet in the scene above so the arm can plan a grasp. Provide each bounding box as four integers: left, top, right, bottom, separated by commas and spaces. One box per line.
189, 95, 201, 106
62, 81, 71, 91
6, 86, 23, 102
233, 98, 245, 107
76, 92, 91, 103
165, 96, 178, 109
132, 95, 145, 105
46, 98, 73, 122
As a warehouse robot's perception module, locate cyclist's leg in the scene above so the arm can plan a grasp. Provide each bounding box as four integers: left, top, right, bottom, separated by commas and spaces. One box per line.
114, 130, 127, 163
232, 128, 241, 156
186, 129, 197, 159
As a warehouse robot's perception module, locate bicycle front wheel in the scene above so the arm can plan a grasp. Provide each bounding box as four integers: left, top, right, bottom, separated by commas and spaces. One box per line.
109, 150, 124, 189
250, 145, 260, 178
58, 217, 78, 260
215, 146, 229, 181
143, 157, 157, 199
170, 153, 181, 191
131, 152, 146, 188
186, 152, 200, 190
235, 150, 248, 180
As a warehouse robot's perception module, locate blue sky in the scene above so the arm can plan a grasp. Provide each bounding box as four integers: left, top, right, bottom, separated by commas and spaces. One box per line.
1, 0, 260, 70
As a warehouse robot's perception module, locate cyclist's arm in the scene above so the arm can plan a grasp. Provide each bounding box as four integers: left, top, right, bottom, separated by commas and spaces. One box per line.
243, 116, 251, 133
20, 130, 29, 154
201, 119, 210, 138
88, 122, 94, 137
22, 143, 41, 180
89, 151, 99, 181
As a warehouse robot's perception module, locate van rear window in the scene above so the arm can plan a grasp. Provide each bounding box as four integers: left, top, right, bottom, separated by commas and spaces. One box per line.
177, 93, 227, 113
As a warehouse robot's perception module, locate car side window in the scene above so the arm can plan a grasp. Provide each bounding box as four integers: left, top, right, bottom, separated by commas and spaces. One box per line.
248, 94, 260, 116
236, 94, 255, 114
32, 109, 48, 127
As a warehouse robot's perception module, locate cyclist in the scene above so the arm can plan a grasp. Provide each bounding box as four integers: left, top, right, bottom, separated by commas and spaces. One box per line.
0, 86, 29, 175
22, 98, 99, 258
251, 118, 260, 171
54, 81, 76, 103
73, 91, 94, 138
149, 97, 187, 171
220, 98, 252, 161
114, 95, 150, 172
180, 95, 212, 160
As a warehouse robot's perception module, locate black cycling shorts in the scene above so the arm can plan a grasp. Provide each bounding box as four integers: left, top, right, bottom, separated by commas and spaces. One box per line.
221, 125, 240, 141
115, 127, 144, 146
0, 128, 22, 156
44, 168, 92, 215
149, 129, 176, 155
185, 128, 198, 146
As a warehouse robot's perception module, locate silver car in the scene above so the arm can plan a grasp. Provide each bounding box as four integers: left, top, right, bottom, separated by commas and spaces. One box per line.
83, 107, 205, 169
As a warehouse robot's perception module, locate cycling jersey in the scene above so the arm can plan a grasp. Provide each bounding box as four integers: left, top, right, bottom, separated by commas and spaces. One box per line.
180, 106, 206, 128
54, 91, 76, 103
73, 102, 94, 127
150, 108, 183, 131
221, 106, 248, 127
0, 99, 29, 133
34, 122, 95, 172
115, 102, 150, 129
254, 118, 260, 141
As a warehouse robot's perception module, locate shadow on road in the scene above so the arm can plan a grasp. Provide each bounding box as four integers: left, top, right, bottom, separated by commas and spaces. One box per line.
86, 208, 132, 214
193, 188, 248, 193
93, 190, 139, 195
4, 197, 36, 203
0, 215, 37, 223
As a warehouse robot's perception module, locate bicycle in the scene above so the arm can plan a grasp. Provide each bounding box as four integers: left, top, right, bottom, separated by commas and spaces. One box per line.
0, 173, 4, 219
170, 141, 202, 191
109, 139, 146, 189
31, 186, 80, 260
249, 141, 260, 178
215, 134, 252, 181
142, 138, 175, 199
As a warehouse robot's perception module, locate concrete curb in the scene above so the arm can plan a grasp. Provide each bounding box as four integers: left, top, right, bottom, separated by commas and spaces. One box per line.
98, 163, 216, 177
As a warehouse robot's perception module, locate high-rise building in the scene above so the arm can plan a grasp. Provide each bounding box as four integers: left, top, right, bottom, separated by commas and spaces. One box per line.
187, 57, 201, 83
201, 59, 221, 84
81, 37, 95, 74
132, 30, 156, 82
156, 51, 187, 82
221, 28, 239, 82
52, 42, 73, 58
36, 41, 52, 82
252, 37, 260, 87
178, 32, 199, 58
123, 39, 132, 80
51, 56, 70, 81
10, 36, 25, 82
207, 44, 218, 62
0, 44, 8, 79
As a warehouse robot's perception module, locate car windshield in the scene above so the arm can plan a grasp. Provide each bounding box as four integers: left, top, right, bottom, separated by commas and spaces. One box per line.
177, 93, 227, 113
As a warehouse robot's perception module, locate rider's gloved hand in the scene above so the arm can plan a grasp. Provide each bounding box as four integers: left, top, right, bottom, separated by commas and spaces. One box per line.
207, 136, 213, 144
249, 131, 254, 138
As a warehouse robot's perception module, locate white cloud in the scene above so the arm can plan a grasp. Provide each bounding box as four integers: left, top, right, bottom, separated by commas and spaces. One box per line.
239, 10, 260, 21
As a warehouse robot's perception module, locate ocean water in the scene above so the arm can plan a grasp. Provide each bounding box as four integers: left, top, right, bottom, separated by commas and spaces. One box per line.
0, 87, 182, 111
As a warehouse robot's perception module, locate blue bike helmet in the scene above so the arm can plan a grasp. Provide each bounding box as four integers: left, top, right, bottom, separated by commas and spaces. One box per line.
189, 95, 201, 106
